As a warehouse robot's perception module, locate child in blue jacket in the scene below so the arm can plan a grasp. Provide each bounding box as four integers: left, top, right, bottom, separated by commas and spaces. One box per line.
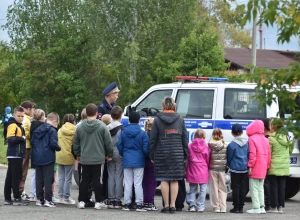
31, 112, 61, 208
117, 111, 149, 212
227, 124, 249, 213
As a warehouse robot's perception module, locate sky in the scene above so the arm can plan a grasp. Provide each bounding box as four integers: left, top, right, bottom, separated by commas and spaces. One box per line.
0, 0, 299, 51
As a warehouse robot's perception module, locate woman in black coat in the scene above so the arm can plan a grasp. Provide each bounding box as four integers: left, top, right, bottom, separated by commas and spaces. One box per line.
150, 97, 188, 213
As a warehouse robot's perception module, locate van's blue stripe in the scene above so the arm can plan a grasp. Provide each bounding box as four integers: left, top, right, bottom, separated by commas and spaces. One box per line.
121, 118, 251, 130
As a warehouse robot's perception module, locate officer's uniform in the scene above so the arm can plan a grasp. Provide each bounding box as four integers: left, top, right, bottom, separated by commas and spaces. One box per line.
97, 82, 120, 202
97, 82, 120, 120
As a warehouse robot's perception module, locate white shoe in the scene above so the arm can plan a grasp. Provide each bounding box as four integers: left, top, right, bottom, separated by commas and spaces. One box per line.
64, 198, 76, 205
220, 209, 226, 213
29, 197, 36, 202
44, 200, 56, 208
35, 200, 44, 206
77, 201, 85, 209
247, 209, 261, 214
94, 202, 107, 210
260, 208, 266, 214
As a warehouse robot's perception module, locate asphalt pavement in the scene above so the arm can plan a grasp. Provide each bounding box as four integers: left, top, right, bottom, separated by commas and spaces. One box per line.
0, 167, 300, 220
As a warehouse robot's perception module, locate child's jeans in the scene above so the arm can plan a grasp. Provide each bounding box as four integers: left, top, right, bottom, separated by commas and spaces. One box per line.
142, 160, 156, 204
124, 168, 144, 205
249, 178, 265, 209
107, 156, 123, 201
36, 163, 55, 202
30, 168, 36, 198
186, 183, 207, 211
58, 164, 74, 199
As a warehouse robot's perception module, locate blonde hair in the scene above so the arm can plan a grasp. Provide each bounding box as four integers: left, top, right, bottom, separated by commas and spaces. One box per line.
212, 128, 223, 141
194, 129, 206, 139
144, 117, 154, 132
81, 108, 87, 120
270, 118, 284, 131
47, 112, 60, 123
33, 109, 45, 122
162, 96, 176, 111
102, 114, 112, 125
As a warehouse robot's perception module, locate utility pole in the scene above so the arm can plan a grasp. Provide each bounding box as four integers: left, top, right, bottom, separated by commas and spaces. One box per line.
259, 23, 263, 49
251, 15, 257, 73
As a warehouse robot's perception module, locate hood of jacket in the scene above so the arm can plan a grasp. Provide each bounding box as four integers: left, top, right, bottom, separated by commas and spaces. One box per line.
191, 138, 207, 153
246, 120, 264, 136
208, 140, 225, 152
232, 136, 248, 147
123, 124, 141, 138
7, 117, 22, 127
35, 123, 57, 139
81, 119, 102, 133
107, 121, 123, 136
60, 122, 76, 136
157, 112, 180, 125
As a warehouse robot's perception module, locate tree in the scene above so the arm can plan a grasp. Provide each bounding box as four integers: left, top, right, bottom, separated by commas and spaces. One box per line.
240, 0, 300, 138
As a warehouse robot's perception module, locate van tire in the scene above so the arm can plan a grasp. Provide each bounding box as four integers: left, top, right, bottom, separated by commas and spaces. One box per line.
285, 177, 300, 199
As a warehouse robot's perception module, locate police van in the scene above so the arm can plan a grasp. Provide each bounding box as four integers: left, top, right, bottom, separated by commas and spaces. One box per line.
122, 76, 300, 199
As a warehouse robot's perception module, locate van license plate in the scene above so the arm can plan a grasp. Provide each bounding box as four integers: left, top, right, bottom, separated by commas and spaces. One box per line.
290, 157, 297, 164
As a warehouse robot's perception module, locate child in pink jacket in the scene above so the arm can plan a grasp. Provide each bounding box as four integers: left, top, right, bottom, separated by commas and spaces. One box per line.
186, 129, 210, 212
246, 120, 271, 214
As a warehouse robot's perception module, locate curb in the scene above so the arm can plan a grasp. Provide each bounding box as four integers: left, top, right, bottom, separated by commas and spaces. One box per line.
0, 164, 8, 168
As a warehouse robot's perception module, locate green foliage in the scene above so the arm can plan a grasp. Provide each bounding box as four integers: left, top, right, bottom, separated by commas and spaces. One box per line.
0, 0, 251, 119
240, 0, 300, 138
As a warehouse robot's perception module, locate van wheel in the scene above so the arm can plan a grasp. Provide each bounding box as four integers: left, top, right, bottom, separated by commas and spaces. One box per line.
285, 177, 300, 199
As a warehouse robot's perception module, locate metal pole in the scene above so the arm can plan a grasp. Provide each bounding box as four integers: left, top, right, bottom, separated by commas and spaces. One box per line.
259, 23, 263, 49
251, 16, 257, 73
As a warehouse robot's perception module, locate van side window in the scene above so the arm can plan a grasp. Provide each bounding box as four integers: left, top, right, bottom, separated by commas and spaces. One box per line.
176, 90, 214, 119
135, 90, 172, 117
224, 88, 266, 120
279, 94, 300, 118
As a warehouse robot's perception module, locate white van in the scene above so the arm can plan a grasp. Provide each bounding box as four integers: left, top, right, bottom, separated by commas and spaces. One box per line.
122, 76, 300, 199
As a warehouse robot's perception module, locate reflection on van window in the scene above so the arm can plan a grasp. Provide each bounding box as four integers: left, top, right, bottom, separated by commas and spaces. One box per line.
176, 90, 214, 119
135, 90, 172, 117
224, 89, 266, 120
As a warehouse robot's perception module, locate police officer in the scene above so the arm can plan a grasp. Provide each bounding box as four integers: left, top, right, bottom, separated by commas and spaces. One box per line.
97, 82, 120, 120
97, 82, 120, 205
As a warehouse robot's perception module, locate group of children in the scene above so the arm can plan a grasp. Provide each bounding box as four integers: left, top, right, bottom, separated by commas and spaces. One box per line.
3, 103, 293, 214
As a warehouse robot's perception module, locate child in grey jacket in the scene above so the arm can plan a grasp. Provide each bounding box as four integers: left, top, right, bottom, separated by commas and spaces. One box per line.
107, 106, 124, 209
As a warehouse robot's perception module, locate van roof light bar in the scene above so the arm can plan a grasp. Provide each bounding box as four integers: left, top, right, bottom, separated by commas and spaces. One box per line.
175, 76, 228, 82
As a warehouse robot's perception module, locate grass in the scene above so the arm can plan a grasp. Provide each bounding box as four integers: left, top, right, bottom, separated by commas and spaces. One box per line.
0, 124, 8, 165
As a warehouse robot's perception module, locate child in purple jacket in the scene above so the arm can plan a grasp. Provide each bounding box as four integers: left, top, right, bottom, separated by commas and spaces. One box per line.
186, 129, 210, 212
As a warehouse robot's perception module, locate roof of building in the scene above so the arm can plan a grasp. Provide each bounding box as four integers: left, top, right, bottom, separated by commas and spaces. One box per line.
224, 48, 299, 70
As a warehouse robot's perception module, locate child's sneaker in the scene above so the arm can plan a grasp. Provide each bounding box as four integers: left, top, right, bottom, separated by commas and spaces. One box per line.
44, 200, 56, 207
64, 198, 76, 205
122, 204, 130, 211
114, 200, 122, 209
278, 206, 283, 214
188, 205, 196, 212
144, 203, 158, 211
108, 200, 115, 209
21, 192, 30, 201
77, 201, 85, 209
4, 200, 13, 205
13, 198, 29, 206
52, 196, 59, 203
246, 208, 261, 214
36, 200, 44, 206
29, 197, 36, 202
94, 202, 107, 210
136, 205, 147, 212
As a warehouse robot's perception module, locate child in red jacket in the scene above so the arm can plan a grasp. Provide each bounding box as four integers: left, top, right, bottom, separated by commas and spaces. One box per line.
246, 120, 271, 214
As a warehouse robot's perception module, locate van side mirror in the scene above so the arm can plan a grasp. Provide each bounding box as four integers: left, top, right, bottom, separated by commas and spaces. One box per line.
124, 105, 136, 116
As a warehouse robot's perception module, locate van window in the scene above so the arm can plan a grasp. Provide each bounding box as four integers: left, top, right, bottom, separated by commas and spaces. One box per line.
176, 89, 214, 119
279, 94, 300, 118
135, 90, 172, 117
224, 88, 266, 120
